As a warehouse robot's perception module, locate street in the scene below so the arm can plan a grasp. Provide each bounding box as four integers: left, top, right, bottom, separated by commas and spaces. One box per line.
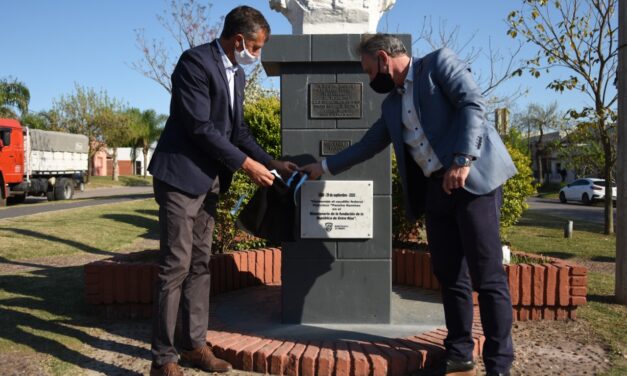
0, 186, 153, 220
526, 196, 616, 225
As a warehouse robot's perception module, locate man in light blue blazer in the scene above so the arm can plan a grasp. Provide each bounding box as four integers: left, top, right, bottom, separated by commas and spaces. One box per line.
302, 34, 516, 376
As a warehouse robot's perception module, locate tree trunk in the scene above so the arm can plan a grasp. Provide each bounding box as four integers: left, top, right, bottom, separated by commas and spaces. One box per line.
604, 142, 614, 234
112, 148, 119, 182
537, 149, 544, 185
143, 147, 149, 178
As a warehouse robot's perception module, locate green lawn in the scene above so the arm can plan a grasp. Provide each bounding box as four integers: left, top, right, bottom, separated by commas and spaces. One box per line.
86, 175, 152, 189
508, 210, 627, 375
0, 199, 160, 374
0, 199, 159, 261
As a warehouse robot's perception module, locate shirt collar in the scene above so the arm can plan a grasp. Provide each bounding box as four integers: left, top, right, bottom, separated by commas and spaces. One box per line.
216, 41, 239, 73
404, 58, 414, 84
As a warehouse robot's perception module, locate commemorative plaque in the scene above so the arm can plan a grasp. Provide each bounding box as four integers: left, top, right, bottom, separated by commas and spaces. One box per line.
309, 83, 362, 119
300, 180, 373, 239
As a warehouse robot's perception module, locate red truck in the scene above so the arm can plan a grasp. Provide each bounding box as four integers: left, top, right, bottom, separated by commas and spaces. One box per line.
0, 118, 88, 206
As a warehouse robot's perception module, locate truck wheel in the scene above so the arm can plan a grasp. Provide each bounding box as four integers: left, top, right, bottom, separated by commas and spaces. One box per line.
54, 178, 74, 200
7, 193, 26, 205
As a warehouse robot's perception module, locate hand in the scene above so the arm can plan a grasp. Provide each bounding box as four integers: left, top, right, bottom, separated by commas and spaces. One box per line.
242, 157, 275, 187
299, 162, 324, 180
268, 159, 299, 180
442, 165, 470, 195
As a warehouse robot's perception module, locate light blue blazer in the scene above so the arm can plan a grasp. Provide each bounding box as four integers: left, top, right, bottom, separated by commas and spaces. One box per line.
326, 48, 517, 220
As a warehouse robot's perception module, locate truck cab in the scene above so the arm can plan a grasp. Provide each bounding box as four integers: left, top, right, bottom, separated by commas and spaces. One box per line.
0, 119, 25, 203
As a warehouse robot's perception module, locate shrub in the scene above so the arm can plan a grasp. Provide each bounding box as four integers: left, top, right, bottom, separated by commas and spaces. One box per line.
392, 154, 425, 246
500, 143, 537, 239
213, 96, 281, 253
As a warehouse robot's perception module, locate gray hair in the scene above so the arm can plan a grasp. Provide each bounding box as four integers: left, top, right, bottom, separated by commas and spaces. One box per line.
357, 34, 407, 57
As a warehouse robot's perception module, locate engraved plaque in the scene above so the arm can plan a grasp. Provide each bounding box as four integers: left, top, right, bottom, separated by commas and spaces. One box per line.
309, 83, 362, 119
301, 180, 373, 239
320, 140, 352, 156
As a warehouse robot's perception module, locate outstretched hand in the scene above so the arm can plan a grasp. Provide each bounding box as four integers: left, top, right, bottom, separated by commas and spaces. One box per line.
242, 157, 275, 187
299, 162, 324, 180
268, 159, 299, 180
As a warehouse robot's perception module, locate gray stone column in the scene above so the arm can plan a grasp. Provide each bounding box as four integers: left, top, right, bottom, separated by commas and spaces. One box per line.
262, 34, 410, 323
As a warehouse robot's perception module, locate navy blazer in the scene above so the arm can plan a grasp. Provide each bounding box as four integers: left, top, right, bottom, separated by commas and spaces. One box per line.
149, 40, 272, 195
327, 48, 517, 220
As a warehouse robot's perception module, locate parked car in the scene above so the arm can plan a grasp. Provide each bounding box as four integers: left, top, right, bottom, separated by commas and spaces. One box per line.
559, 178, 617, 205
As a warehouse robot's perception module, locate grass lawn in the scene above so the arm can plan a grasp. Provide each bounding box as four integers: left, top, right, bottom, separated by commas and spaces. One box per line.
86, 175, 153, 189
0, 199, 160, 374
0, 199, 159, 261
508, 210, 627, 375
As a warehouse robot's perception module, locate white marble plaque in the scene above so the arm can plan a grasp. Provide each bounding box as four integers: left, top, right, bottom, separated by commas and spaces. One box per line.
300, 180, 373, 239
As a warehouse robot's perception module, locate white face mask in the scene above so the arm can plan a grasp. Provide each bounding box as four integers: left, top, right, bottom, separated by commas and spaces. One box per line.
235, 39, 259, 65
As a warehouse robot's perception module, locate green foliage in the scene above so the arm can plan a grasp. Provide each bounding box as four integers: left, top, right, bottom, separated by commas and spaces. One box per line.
213, 95, 282, 253
501, 143, 537, 239
0, 77, 30, 118
392, 154, 424, 245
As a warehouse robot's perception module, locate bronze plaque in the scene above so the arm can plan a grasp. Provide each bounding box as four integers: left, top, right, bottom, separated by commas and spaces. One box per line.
309, 83, 362, 119
320, 140, 352, 156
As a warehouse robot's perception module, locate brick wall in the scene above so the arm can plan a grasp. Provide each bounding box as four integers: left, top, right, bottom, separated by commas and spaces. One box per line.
392, 249, 587, 320
84, 248, 281, 318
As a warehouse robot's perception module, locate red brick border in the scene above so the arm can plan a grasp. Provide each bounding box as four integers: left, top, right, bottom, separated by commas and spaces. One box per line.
205, 325, 484, 376
84, 248, 281, 318
392, 249, 587, 320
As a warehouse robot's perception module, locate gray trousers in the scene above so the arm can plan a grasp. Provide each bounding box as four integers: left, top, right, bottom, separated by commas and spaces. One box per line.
151, 177, 219, 366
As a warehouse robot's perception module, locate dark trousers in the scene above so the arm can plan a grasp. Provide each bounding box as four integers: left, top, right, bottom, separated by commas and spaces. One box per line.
151, 178, 219, 366
425, 177, 514, 373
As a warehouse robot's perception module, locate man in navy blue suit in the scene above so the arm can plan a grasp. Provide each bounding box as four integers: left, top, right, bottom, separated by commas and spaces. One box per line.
148, 6, 296, 376
302, 34, 516, 376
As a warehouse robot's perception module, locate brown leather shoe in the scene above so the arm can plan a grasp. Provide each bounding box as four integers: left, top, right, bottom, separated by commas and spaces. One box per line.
180, 345, 232, 373
150, 362, 184, 376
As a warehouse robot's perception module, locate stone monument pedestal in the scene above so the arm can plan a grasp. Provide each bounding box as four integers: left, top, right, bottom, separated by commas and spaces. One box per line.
262, 34, 411, 324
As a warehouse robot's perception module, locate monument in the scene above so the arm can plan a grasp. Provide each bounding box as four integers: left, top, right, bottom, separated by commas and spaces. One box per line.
262, 0, 409, 323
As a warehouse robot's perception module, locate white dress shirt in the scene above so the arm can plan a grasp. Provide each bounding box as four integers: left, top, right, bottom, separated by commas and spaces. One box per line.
400, 59, 442, 176
216, 41, 239, 110
321, 59, 442, 176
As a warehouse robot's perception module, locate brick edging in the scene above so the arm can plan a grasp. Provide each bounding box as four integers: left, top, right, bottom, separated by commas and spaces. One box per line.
392, 249, 588, 320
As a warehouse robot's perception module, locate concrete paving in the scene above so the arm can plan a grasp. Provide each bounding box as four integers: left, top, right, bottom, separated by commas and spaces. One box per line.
211, 284, 445, 342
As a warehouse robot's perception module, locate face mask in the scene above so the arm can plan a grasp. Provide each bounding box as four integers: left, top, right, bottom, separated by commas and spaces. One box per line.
369, 56, 395, 94
235, 38, 259, 65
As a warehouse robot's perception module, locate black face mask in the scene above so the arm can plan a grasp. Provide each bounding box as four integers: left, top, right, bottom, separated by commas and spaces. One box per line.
369, 56, 395, 94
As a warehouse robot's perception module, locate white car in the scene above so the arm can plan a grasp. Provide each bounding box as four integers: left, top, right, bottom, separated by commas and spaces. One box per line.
559, 178, 617, 205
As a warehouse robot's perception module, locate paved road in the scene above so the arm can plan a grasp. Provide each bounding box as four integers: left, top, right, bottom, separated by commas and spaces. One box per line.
526, 196, 616, 225
0, 186, 154, 220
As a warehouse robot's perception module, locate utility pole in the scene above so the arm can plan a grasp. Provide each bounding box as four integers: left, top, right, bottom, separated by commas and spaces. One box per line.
616, 0, 627, 304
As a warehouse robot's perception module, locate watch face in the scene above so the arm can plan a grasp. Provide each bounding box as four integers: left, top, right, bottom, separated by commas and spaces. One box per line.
455, 155, 470, 166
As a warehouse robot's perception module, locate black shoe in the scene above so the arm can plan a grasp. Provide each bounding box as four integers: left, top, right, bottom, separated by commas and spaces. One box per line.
444, 359, 475, 373
486, 372, 510, 376
413, 359, 476, 375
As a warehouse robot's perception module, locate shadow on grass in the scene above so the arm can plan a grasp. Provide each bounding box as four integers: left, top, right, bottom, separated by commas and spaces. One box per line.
0, 267, 147, 374
539, 252, 576, 260
591, 255, 615, 263
517, 211, 605, 234
1, 228, 117, 257
587, 294, 617, 304
101, 213, 159, 240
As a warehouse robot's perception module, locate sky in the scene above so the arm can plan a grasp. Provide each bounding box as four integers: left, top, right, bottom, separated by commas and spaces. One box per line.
1, 0, 593, 118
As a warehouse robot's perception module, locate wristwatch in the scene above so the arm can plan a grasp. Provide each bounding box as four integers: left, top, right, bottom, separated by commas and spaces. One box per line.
453, 154, 473, 167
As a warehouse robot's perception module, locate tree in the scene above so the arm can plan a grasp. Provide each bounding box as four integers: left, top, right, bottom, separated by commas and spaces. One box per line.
507, 0, 618, 234
0, 77, 30, 118
515, 102, 564, 184
53, 85, 126, 182
99, 109, 135, 181
411, 17, 526, 111
557, 120, 611, 177
20, 110, 62, 131
132, 0, 223, 93
132, 0, 269, 100
133, 109, 166, 177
